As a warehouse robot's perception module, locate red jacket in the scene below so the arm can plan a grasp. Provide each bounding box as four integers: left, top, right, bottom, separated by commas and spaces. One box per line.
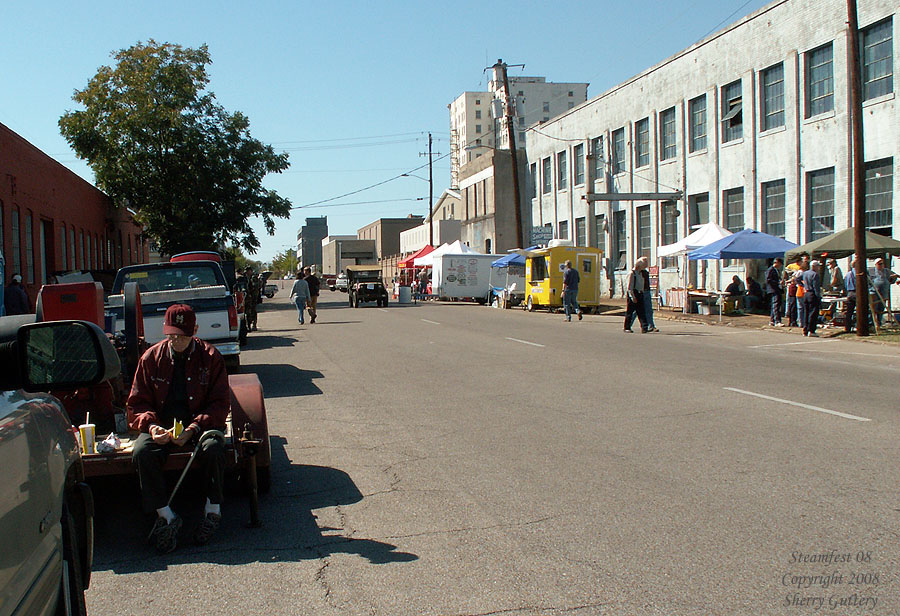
127, 338, 230, 433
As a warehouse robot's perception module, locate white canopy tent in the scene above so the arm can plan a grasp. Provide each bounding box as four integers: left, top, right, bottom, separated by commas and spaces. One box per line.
657, 222, 733, 314
413, 240, 481, 267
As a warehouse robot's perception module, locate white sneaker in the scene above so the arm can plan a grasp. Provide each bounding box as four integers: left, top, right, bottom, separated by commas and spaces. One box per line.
774, 322, 784, 327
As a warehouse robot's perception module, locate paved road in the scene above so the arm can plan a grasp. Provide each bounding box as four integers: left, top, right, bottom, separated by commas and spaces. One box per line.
87, 289, 900, 615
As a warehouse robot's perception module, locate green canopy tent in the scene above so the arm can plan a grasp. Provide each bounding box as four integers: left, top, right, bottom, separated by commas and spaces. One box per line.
784, 228, 900, 261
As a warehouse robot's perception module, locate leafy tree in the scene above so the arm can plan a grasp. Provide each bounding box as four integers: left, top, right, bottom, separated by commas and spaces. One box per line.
269, 249, 297, 277
59, 40, 291, 256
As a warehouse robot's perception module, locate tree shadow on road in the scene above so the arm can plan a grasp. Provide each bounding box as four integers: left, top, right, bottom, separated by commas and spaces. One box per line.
89, 435, 418, 574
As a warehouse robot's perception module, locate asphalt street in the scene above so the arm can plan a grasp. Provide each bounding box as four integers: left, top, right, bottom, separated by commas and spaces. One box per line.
86, 287, 900, 615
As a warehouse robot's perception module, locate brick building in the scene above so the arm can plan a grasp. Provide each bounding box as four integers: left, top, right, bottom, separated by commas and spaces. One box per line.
1, 122, 146, 309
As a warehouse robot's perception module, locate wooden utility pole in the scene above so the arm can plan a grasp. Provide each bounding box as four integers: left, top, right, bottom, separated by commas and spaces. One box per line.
428, 132, 434, 247
847, 0, 869, 335
494, 59, 524, 248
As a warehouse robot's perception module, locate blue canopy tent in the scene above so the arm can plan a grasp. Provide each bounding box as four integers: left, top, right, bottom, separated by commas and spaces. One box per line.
488, 249, 532, 307
688, 229, 798, 260
490, 253, 526, 267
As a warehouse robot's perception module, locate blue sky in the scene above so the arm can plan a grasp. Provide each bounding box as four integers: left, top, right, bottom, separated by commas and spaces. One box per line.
3, 0, 771, 263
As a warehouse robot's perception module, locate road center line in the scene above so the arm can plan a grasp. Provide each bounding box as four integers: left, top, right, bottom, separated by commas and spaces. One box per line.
378, 308, 388, 313
505, 337, 545, 348
421, 319, 440, 325
723, 387, 870, 422
748, 340, 832, 349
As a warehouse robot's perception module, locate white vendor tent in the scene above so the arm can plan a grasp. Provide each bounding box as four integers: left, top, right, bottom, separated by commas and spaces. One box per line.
413, 240, 481, 266
657, 222, 732, 257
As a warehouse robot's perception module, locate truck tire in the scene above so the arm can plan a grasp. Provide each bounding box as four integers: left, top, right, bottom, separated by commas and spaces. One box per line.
527, 296, 535, 312
239, 320, 248, 346
225, 355, 241, 374
56, 504, 87, 616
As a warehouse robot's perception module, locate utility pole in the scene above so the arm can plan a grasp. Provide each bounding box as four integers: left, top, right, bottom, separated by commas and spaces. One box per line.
847, 0, 869, 336
419, 132, 437, 246
493, 59, 524, 249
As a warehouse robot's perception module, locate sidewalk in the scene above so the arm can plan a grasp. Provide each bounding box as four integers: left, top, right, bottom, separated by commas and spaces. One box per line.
595, 297, 900, 344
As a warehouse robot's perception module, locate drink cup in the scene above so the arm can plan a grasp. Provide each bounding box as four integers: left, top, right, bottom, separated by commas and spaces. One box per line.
79, 424, 96, 455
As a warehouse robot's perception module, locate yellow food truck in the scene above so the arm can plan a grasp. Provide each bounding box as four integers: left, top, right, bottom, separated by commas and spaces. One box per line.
524, 244, 603, 313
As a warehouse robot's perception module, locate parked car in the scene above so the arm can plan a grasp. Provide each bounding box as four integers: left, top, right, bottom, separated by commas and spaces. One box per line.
335, 272, 349, 292
322, 274, 337, 291
0, 315, 122, 616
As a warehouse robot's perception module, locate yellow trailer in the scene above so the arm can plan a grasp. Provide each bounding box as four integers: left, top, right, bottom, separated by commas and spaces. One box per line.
524, 245, 603, 313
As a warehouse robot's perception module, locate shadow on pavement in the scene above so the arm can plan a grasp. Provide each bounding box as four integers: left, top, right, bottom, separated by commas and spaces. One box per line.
89, 435, 418, 574
244, 364, 324, 398
244, 334, 297, 349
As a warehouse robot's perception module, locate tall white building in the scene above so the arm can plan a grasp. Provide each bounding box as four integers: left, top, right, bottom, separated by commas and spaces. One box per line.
526, 0, 896, 302
448, 75, 588, 189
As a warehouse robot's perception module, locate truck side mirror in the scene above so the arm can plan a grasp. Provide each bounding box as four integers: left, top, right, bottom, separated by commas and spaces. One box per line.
16, 321, 121, 392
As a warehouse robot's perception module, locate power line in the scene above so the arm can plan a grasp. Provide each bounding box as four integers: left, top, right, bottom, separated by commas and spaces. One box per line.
292, 198, 423, 210
270, 131, 427, 145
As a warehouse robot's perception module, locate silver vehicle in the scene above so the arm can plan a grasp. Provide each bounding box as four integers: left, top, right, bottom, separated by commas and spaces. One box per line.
0, 316, 121, 616
335, 272, 349, 292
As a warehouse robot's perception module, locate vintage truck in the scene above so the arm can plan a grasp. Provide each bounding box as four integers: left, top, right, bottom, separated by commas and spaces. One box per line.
346, 265, 389, 308
105, 260, 242, 372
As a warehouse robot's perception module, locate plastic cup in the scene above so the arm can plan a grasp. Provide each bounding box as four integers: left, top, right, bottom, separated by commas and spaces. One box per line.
79, 424, 96, 455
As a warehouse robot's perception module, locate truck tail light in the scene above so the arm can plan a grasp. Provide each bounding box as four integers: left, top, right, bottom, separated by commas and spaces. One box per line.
227, 303, 238, 332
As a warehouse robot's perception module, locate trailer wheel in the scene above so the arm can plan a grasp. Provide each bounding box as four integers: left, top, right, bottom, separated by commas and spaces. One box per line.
526, 296, 535, 312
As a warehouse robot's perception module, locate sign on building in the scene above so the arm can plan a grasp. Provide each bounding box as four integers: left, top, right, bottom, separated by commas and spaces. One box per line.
531, 226, 552, 246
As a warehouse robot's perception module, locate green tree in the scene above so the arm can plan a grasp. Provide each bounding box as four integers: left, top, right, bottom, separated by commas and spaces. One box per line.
59, 40, 291, 256
269, 249, 296, 277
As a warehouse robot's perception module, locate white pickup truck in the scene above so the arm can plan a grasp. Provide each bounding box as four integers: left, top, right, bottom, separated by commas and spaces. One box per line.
106, 260, 242, 371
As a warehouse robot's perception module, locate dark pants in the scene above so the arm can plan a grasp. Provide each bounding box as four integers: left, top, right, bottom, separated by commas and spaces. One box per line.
625, 292, 648, 331
803, 295, 821, 336
769, 293, 782, 324
245, 301, 258, 329
133, 432, 226, 513
844, 295, 856, 332
786, 295, 799, 326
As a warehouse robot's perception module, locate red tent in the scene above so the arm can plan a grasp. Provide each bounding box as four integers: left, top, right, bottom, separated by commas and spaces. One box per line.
398, 245, 435, 269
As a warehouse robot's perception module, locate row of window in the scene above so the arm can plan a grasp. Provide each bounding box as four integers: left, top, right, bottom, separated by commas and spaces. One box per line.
0, 201, 142, 285
529, 17, 893, 195
544, 158, 893, 269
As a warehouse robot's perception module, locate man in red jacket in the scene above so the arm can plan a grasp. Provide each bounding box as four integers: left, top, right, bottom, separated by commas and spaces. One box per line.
127, 304, 230, 553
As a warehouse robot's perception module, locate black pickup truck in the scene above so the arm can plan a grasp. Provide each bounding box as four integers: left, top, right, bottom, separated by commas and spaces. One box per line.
346, 265, 389, 308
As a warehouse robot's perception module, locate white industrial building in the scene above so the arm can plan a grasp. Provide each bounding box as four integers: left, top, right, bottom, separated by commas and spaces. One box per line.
526, 0, 896, 303
449, 75, 588, 189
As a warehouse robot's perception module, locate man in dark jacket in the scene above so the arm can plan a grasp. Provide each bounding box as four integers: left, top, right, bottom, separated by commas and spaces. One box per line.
127, 304, 230, 553
765, 258, 784, 326
4, 274, 30, 315
800, 260, 823, 337
303, 266, 321, 323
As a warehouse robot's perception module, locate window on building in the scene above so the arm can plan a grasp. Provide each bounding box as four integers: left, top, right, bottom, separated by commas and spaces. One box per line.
689, 193, 710, 228
613, 210, 627, 269
568, 102, 574, 109
593, 214, 606, 255
806, 43, 834, 117
661, 202, 678, 268
80, 231, 86, 270
862, 18, 893, 100
542, 102, 550, 112
575, 217, 586, 246
475, 99, 481, 105
865, 158, 893, 234
60, 223, 67, 270
612, 128, 626, 175
557, 151, 567, 190
591, 136, 603, 179
475, 110, 481, 119
25, 212, 34, 283
660, 107, 676, 160
762, 180, 786, 239
807, 168, 835, 241
558, 220, 569, 240
636, 206, 651, 260
542, 157, 552, 194
0, 201, 3, 262
568, 91, 573, 97
689, 95, 707, 152
760, 63, 785, 130
529, 162, 537, 199
70, 228, 76, 268
723, 188, 744, 266
721, 80, 743, 143
635, 118, 650, 167
518, 116, 525, 126
476, 124, 482, 134
573, 143, 585, 186
11, 208, 21, 276
543, 116, 549, 122
519, 131, 526, 143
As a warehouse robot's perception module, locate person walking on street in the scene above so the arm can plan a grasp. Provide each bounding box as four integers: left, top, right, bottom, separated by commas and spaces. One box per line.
766, 258, 784, 326
624, 257, 649, 333
4, 274, 30, 315
561, 260, 582, 322
243, 267, 259, 331
638, 267, 658, 331
303, 266, 321, 323
868, 257, 898, 327
801, 260, 823, 337
127, 304, 229, 553
843, 258, 858, 333
289, 274, 311, 325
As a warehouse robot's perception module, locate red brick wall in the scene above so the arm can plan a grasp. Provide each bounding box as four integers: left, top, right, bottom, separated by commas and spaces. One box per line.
1, 122, 146, 308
